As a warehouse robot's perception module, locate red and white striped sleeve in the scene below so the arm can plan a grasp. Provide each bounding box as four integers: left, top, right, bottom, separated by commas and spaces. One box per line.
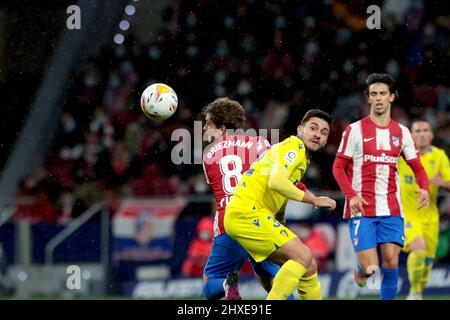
336, 124, 358, 159
333, 124, 359, 200
400, 125, 419, 161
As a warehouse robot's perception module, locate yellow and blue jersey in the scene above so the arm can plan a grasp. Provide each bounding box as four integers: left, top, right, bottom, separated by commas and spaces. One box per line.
227, 135, 310, 215
399, 145, 450, 217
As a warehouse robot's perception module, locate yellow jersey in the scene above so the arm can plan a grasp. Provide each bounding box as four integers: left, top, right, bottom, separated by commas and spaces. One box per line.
399, 145, 450, 216
227, 135, 310, 215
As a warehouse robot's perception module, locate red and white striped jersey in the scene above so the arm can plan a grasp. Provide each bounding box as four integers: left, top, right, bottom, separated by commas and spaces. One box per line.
336, 116, 419, 219
203, 135, 270, 236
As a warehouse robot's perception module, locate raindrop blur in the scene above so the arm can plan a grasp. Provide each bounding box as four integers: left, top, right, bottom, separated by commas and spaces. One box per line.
119, 20, 130, 31
18, 271, 28, 281
114, 34, 125, 45
125, 5, 135, 16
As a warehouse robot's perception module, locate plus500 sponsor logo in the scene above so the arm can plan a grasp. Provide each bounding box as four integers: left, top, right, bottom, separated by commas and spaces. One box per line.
364, 154, 398, 164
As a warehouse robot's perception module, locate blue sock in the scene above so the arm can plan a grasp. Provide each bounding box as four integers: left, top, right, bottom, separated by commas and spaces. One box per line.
380, 267, 398, 300
203, 278, 225, 299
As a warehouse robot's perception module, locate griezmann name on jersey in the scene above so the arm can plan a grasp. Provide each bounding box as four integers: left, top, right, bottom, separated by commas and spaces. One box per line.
228, 135, 309, 215
336, 117, 419, 219
203, 135, 270, 236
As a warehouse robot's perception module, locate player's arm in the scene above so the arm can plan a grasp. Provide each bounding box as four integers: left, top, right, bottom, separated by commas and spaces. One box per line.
268, 151, 335, 209
274, 181, 310, 224
268, 164, 305, 202
332, 126, 367, 214
298, 181, 321, 212
332, 156, 356, 199
401, 127, 430, 209
430, 151, 450, 192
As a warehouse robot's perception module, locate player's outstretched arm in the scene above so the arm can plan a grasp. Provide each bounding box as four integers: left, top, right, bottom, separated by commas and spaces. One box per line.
273, 186, 325, 225
268, 164, 336, 210
302, 189, 336, 211
268, 163, 305, 202
307, 195, 336, 211
297, 182, 319, 212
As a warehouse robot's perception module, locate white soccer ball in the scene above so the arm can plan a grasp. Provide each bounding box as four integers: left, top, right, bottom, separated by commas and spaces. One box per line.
140, 83, 178, 120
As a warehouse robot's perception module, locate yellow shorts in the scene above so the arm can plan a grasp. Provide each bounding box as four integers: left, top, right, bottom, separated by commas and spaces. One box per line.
224, 207, 297, 263
403, 212, 439, 258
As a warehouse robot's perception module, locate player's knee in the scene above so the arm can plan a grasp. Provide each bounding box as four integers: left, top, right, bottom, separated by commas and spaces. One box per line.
410, 237, 427, 251
304, 258, 318, 277
303, 247, 313, 267
293, 245, 313, 268
382, 255, 399, 268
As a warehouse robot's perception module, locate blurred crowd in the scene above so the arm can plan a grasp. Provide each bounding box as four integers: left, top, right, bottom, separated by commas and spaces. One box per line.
12, 0, 450, 266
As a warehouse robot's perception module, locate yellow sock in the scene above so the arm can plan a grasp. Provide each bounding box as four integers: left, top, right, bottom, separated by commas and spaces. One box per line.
420, 260, 433, 292
298, 272, 322, 300
267, 260, 307, 300
407, 250, 426, 294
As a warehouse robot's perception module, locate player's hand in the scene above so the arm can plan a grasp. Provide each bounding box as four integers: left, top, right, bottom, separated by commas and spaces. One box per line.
349, 195, 368, 217
313, 196, 336, 211
415, 189, 430, 210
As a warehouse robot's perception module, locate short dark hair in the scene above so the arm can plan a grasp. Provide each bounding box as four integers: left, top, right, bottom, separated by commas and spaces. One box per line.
300, 109, 332, 126
364, 73, 397, 97
202, 97, 246, 130
411, 118, 431, 128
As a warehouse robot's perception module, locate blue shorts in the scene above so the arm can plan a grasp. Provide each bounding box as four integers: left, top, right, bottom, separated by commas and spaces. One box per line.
204, 233, 280, 279
348, 216, 405, 252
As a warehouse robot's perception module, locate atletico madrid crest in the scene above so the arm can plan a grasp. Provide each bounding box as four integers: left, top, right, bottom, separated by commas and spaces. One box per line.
391, 135, 400, 147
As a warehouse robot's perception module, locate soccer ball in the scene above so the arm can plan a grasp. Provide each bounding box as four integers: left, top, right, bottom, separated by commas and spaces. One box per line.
140, 83, 178, 120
